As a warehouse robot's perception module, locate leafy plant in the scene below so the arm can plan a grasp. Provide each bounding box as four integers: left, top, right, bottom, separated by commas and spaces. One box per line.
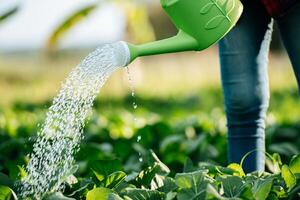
0, 6, 19, 24
46, 0, 155, 51
1, 88, 300, 199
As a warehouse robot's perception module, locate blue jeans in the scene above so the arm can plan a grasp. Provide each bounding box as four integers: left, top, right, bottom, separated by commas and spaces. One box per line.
219, 0, 300, 173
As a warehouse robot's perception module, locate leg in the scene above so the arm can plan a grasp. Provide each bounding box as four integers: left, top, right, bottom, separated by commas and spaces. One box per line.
277, 3, 300, 88
219, 0, 272, 173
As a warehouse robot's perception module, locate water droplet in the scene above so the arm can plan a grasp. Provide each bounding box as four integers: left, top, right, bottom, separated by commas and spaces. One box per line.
137, 135, 142, 142
138, 153, 143, 162
125, 66, 138, 112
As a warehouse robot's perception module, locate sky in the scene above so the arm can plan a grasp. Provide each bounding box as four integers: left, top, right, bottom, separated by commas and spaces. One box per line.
0, 0, 125, 52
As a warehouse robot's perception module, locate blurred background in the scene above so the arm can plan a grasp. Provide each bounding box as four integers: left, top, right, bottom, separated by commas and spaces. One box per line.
1, 0, 300, 173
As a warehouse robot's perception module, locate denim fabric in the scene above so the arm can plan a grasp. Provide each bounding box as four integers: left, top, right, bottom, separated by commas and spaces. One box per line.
219, 0, 300, 173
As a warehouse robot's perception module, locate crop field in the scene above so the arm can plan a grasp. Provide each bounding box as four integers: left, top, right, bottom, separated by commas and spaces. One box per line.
0, 49, 300, 199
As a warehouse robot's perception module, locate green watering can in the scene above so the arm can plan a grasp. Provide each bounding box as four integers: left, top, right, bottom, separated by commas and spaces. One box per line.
121, 0, 243, 65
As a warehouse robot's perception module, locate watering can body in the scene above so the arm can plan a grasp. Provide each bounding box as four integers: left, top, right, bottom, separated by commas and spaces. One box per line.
124, 0, 243, 64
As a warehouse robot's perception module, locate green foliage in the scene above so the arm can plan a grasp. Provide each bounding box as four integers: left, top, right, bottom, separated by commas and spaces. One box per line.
0, 7, 18, 23
175, 170, 209, 200
1, 89, 300, 199
86, 187, 113, 200
47, 0, 155, 51
0, 185, 17, 200
47, 5, 98, 50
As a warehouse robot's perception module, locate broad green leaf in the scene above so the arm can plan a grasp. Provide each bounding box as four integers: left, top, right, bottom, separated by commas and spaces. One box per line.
183, 157, 195, 173
104, 171, 126, 188
91, 159, 123, 182
251, 177, 273, 200
157, 177, 177, 193
175, 170, 209, 200
45, 192, 75, 200
206, 184, 224, 200
0, 185, 12, 200
0, 185, 17, 200
238, 184, 254, 200
134, 164, 161, 187
165, 192, 177, 200
108, 193, 123, 200
0, 7, 18, 23
281, 165, 296, 190
227, 163, 245, 177
133, 151, 169, 188
160, 135, 184, 153
124, 188, 165, 200
86, 187, 113, 200
47, 4, 97, 50
289, 154, 300, 174
198, 162, 235, 176
269, 143, 299, 157
217, 175, 252, 199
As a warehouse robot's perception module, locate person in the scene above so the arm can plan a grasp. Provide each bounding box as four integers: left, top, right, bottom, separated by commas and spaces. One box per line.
219, 0, 300, 173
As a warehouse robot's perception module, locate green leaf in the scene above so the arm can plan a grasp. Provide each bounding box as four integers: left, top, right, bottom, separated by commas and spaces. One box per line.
281, 165, 296, 190
205, 184, 224, 200
47, 4, 98, 50
0, 7, 18, 23
175, 170, 209, 200
45, 192, 76, 200
0, 185, 12, 200
198, 162, 235, 176
134, 164, 162, 187
266, 153, 282, 174
165, 192, 177, 200
251, 177, 273, 200
86, 187, 113, 200
157, 177, 178, 193
227, 163, 245, 177
91, 159, 123, 182
104, 171, 126, 189
124, 188, 165, 200
0, 185, 17, 200
217, 175, 252, 199
289, 154, 300, 174
133, 151, 169, 188
108, 193, 124, 200
183, 158, 195, 173
269, 143, 299, 157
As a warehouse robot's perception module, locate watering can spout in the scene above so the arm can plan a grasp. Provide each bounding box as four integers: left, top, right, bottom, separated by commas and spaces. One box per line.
126, 30, 198, 64
121, 0, 243, 66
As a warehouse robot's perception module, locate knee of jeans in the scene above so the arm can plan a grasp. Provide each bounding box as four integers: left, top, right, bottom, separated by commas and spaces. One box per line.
224, 89, 269, 126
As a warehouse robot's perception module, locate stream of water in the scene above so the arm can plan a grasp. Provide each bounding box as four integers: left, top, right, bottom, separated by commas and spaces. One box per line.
18, 42, 129, 199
